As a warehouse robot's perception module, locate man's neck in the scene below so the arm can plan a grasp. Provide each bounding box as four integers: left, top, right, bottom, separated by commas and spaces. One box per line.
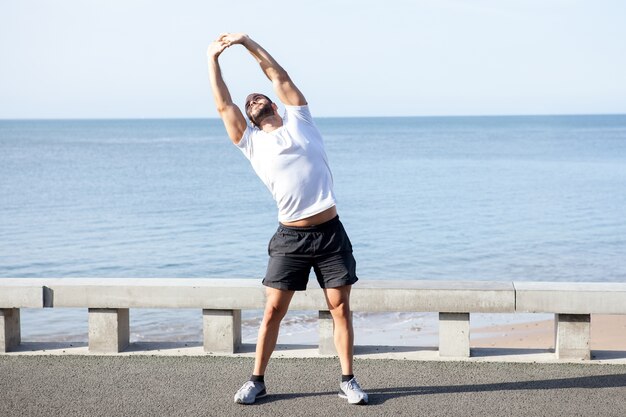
260, 115, 283, 132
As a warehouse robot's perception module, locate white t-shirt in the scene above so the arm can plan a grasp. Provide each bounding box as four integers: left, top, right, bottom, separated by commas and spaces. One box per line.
235, 105, 336, 222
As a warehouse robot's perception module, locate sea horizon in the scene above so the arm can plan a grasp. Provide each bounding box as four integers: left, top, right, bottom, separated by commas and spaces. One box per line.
2, 112, 626, 122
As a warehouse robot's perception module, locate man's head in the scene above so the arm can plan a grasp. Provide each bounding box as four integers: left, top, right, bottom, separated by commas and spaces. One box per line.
245, 93, 277, 127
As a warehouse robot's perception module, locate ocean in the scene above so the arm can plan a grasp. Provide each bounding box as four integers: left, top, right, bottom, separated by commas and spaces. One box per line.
1, 115, 625, 346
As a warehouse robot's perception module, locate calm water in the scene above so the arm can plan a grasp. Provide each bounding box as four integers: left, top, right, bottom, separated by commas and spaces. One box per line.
1, 115, 625, 343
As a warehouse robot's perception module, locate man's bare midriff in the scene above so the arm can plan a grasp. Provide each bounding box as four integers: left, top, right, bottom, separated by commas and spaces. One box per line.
280, 206, 337, 227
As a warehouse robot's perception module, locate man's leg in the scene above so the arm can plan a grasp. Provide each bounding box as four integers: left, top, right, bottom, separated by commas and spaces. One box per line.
235, 287, 294, 404
323, 284, 367, 404
253, 287, 295, 375
323, 285, 353, 375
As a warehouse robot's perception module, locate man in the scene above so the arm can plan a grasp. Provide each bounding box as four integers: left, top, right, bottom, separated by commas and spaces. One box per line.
207, 33, 367, 406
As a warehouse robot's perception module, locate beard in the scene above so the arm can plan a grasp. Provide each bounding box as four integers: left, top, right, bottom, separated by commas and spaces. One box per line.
249, 102, 275, 127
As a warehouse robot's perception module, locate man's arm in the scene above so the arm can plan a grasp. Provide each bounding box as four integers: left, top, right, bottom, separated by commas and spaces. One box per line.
207, 36, 247, 144
222, 33, 307, 106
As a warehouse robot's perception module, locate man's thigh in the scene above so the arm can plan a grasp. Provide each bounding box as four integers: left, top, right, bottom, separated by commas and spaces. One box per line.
264, 255, 312, 291
313, 251, 358, 289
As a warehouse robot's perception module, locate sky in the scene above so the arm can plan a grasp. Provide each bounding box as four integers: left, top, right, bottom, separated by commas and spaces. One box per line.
1, 0, 625, 119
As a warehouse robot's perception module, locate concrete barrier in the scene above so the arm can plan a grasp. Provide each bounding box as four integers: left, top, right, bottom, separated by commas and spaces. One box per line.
349, 280, 515, 358
515, 282, 626, 360
0, 282, 44, 352
0, 278, 514, 356
6, 278, 265, 354
1, 278, 624, 360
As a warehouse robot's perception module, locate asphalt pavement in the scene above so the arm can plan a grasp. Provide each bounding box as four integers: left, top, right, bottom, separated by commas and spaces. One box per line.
2, 356, 626, 417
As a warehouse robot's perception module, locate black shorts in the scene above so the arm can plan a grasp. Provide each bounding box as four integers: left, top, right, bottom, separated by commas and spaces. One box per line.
263, 216, 359, 291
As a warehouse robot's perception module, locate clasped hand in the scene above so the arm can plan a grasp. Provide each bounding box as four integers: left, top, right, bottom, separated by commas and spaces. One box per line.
207, 33, 248, 58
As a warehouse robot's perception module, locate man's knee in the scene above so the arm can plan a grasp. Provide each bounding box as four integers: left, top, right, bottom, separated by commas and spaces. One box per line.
330, 303, 352, 322
263, 302, 289, 324
262, 291, 293, 325
324, 285, 352, 310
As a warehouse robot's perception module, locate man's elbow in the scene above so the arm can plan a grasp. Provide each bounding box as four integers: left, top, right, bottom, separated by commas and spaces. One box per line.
273, 70, 291, 83
264, 64, 289, 82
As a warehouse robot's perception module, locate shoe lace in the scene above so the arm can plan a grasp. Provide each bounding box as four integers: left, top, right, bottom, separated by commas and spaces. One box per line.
242, 381, 256, 392
346, 379, 361, 391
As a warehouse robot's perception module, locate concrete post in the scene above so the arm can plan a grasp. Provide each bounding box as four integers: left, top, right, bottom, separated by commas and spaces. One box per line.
318, 310, 335, 355
1, 308, 21, 352
439, 312, 470, 357
555, 313, 590, 360
202, 309, 241, 353
88, 308, 129, 353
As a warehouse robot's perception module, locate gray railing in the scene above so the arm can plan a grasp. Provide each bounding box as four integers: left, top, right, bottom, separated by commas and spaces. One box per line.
2, 278, 625, 360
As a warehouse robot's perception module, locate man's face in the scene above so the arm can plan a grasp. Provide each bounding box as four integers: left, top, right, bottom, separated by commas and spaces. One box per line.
245, 94, 274, 127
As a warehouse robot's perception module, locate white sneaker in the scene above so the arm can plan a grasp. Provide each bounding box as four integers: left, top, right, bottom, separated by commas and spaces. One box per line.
234, 380, 267, 404
339, 377, 368, 405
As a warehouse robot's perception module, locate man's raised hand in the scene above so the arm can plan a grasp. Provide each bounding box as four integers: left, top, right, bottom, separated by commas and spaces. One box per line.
207, 33, 250, 59
219, 33, 249, 47
206, 38, 229, 58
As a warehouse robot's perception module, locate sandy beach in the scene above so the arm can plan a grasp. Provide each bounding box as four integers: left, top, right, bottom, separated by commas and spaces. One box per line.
471, 314, 626, 350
